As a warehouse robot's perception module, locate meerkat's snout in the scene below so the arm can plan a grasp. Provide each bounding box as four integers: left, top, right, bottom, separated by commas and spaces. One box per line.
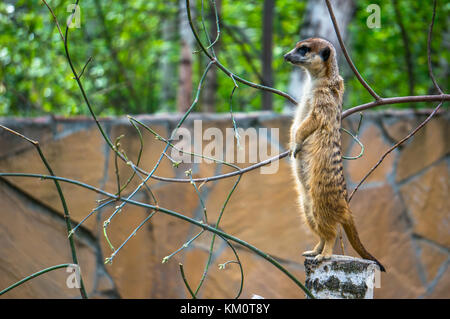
283, 52, 292, 62
283, 53, 297, 64
284, 44, 312, 66
283, 49, 307, 65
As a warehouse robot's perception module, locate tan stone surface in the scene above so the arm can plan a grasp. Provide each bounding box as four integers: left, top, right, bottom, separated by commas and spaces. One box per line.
260, 116, 292, 151
149, 182, 202, 295
346, 124, 395, 184
0, 126, 106, 233
348, 185, 426, 298
395, 117, 450, 181
417, 240, 448, 283
95, 272, 116, 294
99, 181, 198, 298
182, 244, 307, 299
400, 162, 450, 247
0, 181, 96, 298
98, 204, 155, 299
426, 266, 450, 299
204, 158, 316, 262
383, 117, 416, 142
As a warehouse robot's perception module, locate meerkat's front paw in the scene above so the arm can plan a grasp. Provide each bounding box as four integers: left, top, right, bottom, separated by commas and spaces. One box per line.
290, 143, 302, 159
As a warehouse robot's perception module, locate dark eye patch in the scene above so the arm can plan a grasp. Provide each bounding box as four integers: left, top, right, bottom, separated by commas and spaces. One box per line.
296, 45, 310, 56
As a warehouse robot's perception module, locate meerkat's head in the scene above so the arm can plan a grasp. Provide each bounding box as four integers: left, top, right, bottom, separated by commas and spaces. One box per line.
284, 37, 338, 79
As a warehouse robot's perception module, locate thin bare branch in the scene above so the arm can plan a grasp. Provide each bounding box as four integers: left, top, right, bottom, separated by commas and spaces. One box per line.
325, 0, 381, 100
342, 94, 449, 118
179, 263, 197, 299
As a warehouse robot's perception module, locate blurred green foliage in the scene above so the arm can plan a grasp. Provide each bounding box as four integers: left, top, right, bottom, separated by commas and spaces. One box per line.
346, 0, 449, 109
0, 0, 447, 116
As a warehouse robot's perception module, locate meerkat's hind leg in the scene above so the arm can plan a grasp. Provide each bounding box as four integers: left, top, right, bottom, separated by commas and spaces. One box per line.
302, 239, 324, 257
313, 238, 335, 262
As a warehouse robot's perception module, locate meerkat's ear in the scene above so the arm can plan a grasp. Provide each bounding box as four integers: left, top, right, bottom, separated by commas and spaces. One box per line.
319, 47, 331, 62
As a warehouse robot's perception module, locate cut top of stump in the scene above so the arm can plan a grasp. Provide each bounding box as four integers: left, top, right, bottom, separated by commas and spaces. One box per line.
304, 255, 381, 299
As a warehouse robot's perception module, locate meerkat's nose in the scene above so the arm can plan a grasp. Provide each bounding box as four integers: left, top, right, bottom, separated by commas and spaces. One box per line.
284, 53, 291, 62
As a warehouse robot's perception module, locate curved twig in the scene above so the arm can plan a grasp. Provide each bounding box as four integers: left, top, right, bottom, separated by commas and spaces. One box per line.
179, 263, 197, 299
194, 174, 242, 296
0, 264, 76, 296
217, 235, 244, 299
348, 102, 443, 202
185, 0, 297, 105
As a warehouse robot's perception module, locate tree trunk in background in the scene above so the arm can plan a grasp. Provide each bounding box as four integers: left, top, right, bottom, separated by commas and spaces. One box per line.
202, 0, 222, 113
261, 0, 275, 111
392, 0, 415, 96
286, 0, 355, 110
160, 9, 178, 112
177, 0, 195, 113
432, 25, 449, 95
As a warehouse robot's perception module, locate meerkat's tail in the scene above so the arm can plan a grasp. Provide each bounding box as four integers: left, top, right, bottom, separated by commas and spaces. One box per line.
341, 215, 386, 272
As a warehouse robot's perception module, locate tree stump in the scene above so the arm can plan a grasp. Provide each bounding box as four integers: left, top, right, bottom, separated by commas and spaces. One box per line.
304, 255, 380, 299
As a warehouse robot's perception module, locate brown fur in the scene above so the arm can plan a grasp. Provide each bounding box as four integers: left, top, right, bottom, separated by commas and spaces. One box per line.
284, 38, 385, 271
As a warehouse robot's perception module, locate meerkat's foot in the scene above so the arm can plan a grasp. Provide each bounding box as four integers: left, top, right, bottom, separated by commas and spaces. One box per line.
313, 239, 333, 262
313, 254, 332, 262
302, 250, 320, 257
302, 239, 325, 257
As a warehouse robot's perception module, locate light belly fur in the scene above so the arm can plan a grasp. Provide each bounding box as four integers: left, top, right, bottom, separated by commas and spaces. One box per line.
291, 147, 316, 231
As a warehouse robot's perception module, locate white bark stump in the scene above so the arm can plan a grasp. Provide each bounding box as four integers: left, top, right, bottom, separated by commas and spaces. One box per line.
304, 255, 380, 299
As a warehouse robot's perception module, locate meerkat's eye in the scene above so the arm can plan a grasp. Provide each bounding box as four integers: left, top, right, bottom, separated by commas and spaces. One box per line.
319, 47, 331, 61
296, 46, 310, 56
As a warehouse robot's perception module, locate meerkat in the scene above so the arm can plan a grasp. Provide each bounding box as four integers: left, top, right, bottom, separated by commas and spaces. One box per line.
284, 37, 385, 271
